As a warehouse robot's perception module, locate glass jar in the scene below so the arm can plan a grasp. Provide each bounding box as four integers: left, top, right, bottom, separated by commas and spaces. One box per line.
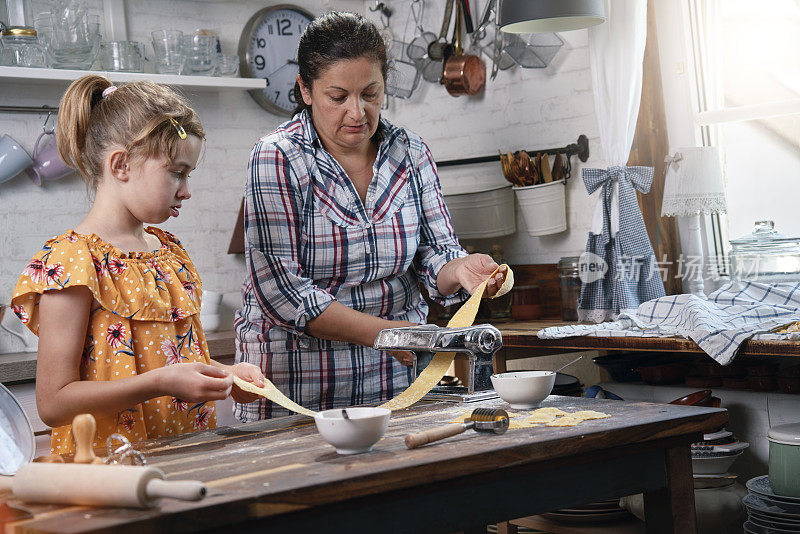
0, 26, 48, 68
558, 256, 581, 321
729, 221, 800, 283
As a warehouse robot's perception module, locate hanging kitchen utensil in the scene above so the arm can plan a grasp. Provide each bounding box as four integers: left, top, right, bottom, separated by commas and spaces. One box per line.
504, 32, 564, 69
406, 0, 439, 83
441, 0, 486, 96
427, 0, 454, 61
386, 38, 421, 99
459, 0, 474, 34
471, 0, 515, 77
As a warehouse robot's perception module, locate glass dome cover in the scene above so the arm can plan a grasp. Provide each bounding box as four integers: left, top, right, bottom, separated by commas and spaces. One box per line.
729, 221, 800, 282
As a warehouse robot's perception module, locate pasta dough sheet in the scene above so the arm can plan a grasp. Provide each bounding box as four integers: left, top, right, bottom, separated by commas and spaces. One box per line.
233, 265, 514, 415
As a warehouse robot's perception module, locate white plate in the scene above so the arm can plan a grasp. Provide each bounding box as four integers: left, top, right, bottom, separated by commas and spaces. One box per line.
703, 429, 733, 441
0, 383, 35, 474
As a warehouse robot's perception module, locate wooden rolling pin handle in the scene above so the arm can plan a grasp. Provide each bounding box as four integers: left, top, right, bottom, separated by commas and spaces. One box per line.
72, 414, 97, 464
405, 423, 469, 449
146, 479, 206, 501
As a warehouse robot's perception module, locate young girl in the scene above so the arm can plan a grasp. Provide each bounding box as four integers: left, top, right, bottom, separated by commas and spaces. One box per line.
10, 75, 265, 455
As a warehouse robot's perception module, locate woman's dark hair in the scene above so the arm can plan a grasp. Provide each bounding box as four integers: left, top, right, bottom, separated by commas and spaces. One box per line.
293, 11, 388, 116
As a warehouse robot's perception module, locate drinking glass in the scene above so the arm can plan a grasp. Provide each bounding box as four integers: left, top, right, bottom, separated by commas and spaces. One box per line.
215, 54, 239, 76
99, 41, 145, 72
182, 34, 217, 76
151, 29, 184, 74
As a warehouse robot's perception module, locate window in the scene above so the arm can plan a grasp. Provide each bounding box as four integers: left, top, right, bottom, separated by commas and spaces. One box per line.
692, 0, 800, 244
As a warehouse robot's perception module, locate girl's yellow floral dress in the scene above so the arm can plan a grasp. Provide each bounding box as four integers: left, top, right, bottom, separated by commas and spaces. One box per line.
11, 227, 217, 455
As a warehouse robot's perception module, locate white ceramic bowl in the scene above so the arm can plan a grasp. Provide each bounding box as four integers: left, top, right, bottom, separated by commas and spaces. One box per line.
490, 371, 556, 409
314, 407, 391, 455
691, 450, 744, 475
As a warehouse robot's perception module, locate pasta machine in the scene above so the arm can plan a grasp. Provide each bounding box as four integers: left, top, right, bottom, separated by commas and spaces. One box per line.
373, 324, 502, 402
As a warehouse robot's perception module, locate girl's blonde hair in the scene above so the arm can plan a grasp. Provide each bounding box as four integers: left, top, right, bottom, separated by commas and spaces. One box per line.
56, 75, 205, 189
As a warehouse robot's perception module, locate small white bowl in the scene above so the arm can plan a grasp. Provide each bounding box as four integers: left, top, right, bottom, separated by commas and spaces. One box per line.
314, 407, 391, 455
490, 371, 556, 409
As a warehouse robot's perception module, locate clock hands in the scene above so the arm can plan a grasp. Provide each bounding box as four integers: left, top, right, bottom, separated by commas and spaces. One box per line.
265, 59, 299, 79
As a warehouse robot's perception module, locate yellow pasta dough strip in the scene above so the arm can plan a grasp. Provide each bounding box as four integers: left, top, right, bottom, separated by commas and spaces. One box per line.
232, 376, 316, 417
379, 265, 513, 411
530, 407, 568, 417
234, 265, 513, 416
523, 413, 558, 424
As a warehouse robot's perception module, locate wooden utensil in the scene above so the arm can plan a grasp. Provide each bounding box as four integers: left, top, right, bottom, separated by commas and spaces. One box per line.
552, 153, 566, 182
72, 413, 104, 464
441, 0, 486, 96
0, 463, 206, 508
540, 153, 553, 183
405, 407, 509, 449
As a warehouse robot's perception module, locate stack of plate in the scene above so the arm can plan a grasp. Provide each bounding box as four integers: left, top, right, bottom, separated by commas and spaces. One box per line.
691, 428, 749, 474
541, 499, 631, 524
744, 476, 800, 533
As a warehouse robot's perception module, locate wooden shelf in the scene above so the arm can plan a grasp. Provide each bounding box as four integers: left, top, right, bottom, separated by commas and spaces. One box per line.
0, 66, 266, 91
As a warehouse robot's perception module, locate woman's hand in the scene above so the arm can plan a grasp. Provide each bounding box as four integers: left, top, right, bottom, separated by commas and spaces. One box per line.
441, 254, 507, 298
228, 362, 267, 403
388, 350, 415, 366
154, 363, 234, 402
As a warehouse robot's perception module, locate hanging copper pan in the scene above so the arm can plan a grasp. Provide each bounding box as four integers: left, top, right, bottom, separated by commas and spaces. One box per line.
441, 0, 485, 96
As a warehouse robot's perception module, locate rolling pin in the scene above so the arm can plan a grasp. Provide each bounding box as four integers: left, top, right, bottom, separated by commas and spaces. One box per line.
0, 463, 206, 508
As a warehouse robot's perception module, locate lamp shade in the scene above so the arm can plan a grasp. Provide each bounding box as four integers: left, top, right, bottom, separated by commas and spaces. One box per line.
661, 146, 727, 217
499, 0, 606, 34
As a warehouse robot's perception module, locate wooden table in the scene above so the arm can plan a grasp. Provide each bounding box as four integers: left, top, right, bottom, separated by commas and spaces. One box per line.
490, 319, 800, 373
1, 396, 727, 534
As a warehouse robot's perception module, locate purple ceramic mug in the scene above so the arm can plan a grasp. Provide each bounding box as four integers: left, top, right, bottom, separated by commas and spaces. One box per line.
25, 131, 74, 186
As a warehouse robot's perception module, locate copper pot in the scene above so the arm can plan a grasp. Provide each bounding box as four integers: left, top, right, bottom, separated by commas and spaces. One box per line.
441, 0, 485, 96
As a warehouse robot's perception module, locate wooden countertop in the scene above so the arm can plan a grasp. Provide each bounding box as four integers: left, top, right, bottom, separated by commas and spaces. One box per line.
495, 319, 800, 357
0, 396, 727, 533
7, 315, 800, 384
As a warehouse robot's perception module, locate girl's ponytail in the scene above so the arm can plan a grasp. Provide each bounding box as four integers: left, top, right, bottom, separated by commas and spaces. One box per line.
56, 75, 112, 186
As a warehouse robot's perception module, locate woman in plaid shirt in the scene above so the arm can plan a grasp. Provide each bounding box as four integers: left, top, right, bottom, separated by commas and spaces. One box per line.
233, 12, 507, 420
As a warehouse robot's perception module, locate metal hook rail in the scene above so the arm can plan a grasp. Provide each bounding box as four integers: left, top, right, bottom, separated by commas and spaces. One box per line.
435, 134, 590, 168
0, 105, 59, 114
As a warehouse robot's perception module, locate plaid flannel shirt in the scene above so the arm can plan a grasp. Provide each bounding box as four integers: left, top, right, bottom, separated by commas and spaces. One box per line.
233, 110, 468, 419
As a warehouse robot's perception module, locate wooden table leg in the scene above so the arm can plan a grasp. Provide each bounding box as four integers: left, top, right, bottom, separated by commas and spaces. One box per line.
643, 445, 696, 534
496, 521, 518, 534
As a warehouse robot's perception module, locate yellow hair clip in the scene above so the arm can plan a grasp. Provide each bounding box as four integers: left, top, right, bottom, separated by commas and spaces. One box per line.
169, 118, 187, 140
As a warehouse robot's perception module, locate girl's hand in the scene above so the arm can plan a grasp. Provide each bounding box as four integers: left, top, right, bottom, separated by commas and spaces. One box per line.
456, 254, 508, 298
228, 362, 266, 404
155, 363, 233, 402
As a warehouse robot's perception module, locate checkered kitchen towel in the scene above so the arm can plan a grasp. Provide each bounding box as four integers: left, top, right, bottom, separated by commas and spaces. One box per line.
578, 166, 666, 323
540, 281, 800, 365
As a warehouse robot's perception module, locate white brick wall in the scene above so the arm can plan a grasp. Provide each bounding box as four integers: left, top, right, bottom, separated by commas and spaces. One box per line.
0, 0, 603, 352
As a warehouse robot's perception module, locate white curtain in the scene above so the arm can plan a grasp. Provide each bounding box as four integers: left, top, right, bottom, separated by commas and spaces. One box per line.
588, 0, 649, 235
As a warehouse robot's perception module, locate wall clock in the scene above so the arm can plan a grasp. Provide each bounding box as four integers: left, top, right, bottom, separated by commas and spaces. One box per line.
239, 4, 315, 116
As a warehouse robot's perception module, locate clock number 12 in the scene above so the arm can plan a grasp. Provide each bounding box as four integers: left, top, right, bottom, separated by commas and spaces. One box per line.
276, 18, 292, 36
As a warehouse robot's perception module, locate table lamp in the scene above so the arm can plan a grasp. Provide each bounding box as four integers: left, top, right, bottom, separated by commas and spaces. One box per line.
661, 146, 726, 296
